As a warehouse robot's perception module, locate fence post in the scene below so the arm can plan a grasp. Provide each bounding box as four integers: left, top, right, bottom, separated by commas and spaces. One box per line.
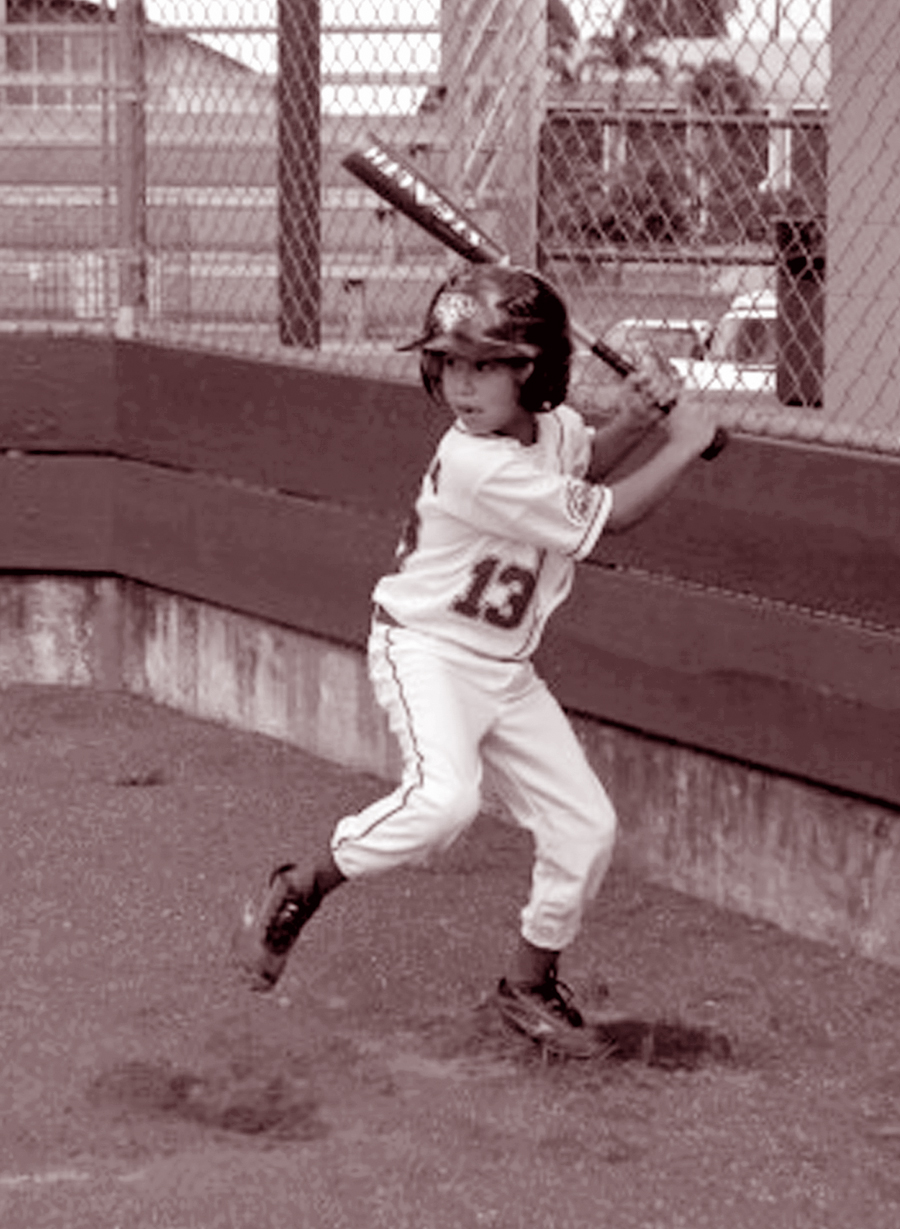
278, 0, 321, 348
776, 215, 825, 407
115, 0, 147, 339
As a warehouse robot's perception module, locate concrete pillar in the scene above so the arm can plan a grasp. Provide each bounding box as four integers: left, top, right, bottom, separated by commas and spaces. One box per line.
826, 1, 900, 436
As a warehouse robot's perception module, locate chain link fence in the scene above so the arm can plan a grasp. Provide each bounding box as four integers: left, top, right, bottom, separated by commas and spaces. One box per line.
1, 1, 892, 449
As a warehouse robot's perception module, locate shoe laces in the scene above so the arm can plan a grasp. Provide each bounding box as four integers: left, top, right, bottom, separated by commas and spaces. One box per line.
538, 976, 584, 1028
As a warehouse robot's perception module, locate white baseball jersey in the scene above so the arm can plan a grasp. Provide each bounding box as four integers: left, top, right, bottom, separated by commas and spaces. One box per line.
372, 404, 611, 660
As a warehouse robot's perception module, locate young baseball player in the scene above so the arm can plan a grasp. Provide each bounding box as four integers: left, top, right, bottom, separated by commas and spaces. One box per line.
233, 265, 718, 1057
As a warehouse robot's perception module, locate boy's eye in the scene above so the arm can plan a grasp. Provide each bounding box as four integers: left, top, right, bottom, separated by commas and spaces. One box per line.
443, 355, 504, 377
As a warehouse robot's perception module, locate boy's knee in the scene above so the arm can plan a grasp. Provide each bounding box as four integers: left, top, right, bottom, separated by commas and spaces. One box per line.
331, 773, 481, 877
571, 790, 616, 854
420, 778, 481, 844
561, 797, 617, 884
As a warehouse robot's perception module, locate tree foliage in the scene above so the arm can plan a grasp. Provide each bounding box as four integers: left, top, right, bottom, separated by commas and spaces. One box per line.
620, 0, 739, 40
587, 159, 697, 244
543, 4, 769, 248
678, 58, 761, 113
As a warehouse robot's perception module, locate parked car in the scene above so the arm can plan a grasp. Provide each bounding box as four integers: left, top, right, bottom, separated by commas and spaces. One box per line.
670, 290, 777, 394
602, 317, 712, 365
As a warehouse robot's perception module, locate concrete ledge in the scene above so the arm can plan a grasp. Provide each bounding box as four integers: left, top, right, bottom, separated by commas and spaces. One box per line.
3, 572, 900, 968
117, 578, 401, 780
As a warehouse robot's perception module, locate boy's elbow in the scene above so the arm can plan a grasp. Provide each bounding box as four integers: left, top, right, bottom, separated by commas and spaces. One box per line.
605, 508, 639, 533
604, 489, 656, 533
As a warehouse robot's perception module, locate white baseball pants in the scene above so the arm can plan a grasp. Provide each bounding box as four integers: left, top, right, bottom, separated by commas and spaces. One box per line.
331, 622, 617, 951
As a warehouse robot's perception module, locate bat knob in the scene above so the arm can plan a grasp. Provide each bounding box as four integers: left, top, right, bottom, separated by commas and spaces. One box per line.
701, 426, 729, 461
657, 400, 728, 461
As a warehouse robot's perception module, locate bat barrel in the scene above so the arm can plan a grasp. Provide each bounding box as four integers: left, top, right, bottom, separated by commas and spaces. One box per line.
340, 146, 505, 266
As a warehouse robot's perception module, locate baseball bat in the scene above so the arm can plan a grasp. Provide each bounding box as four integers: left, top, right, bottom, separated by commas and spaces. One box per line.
342, 136, 728, 461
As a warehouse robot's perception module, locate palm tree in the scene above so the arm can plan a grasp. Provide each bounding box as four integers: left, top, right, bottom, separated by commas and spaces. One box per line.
581, 22, 669, 108
578, 0, 739, 95
679, 59, 760, 115
619, 0, 738, 41
678, 59, 764, 241
542, 1, 744, 249
547, 0, 583, 83
566, 9, 675, 245
575, 23, 669, 186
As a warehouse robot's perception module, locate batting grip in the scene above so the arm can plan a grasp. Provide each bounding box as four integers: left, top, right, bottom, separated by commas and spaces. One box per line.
342, 138, 728, 461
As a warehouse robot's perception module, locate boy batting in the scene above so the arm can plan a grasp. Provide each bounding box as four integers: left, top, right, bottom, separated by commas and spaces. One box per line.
233, 264, 719, 1058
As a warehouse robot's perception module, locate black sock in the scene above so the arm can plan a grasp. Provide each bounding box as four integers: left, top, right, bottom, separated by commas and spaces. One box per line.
312, 850, 346, 899
508, 938, 560, 990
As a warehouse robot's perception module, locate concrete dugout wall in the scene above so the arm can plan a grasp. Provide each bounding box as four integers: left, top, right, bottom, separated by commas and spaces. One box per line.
1, 333, 900, 966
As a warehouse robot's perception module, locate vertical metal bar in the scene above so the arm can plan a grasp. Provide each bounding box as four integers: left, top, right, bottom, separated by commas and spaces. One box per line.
115, 0, 147, 339
100, 0, 113, 330
516, 0, 546, 268
278, 0, 321, 348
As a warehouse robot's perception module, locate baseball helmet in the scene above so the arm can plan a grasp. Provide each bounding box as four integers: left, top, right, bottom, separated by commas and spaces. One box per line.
403, 265, 573, 412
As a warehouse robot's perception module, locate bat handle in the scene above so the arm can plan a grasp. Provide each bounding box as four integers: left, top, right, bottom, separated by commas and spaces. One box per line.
587, 335, 633, 379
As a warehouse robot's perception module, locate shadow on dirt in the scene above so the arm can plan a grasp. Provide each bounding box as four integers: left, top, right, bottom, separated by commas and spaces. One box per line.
428, 995, 734, 1071
87, 1059, 326, 1140
593, 1018, 733, 1070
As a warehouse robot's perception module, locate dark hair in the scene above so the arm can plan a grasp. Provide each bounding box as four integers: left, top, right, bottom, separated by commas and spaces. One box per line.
414, 266, 572, 413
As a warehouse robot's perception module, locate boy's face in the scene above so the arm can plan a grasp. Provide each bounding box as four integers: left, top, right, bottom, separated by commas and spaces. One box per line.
442, 353, 535, 444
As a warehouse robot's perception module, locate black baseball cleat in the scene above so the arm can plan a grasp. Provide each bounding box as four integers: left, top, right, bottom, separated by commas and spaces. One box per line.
495, 976, 610, 1059
231, 863, 323, 992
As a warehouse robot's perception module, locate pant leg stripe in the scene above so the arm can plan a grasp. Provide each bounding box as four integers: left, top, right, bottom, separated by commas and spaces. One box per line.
333, 627, 426, 849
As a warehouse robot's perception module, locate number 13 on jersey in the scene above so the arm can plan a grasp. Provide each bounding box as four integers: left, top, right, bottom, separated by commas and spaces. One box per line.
451, 556, 538, 630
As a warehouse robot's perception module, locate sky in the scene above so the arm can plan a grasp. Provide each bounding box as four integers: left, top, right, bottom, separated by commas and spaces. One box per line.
144, 0, 439, 103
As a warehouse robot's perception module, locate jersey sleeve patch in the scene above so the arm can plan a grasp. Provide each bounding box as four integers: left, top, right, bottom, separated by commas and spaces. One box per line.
571, 482, 613, 560
563, 477, 597, 527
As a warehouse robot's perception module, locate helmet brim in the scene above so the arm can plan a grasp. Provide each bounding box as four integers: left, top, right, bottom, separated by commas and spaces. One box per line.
398, 331, 539, 361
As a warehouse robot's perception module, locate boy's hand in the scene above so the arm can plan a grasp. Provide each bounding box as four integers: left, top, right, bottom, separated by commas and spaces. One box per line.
620, 351, 682, 424
606, 389, 723, 531
662, 390, 720, 458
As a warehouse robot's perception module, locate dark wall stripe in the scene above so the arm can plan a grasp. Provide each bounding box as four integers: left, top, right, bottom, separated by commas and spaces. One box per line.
1, 335, 899, 804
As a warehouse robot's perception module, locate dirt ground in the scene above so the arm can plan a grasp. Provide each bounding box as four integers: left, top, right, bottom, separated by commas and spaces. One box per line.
3, 684, 900, 1229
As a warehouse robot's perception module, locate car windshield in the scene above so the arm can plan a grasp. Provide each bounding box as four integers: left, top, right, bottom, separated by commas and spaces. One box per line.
708, 315, 776, 365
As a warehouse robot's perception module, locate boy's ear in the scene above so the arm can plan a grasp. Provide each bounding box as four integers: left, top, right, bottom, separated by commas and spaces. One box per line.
514, 361, 535, 386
